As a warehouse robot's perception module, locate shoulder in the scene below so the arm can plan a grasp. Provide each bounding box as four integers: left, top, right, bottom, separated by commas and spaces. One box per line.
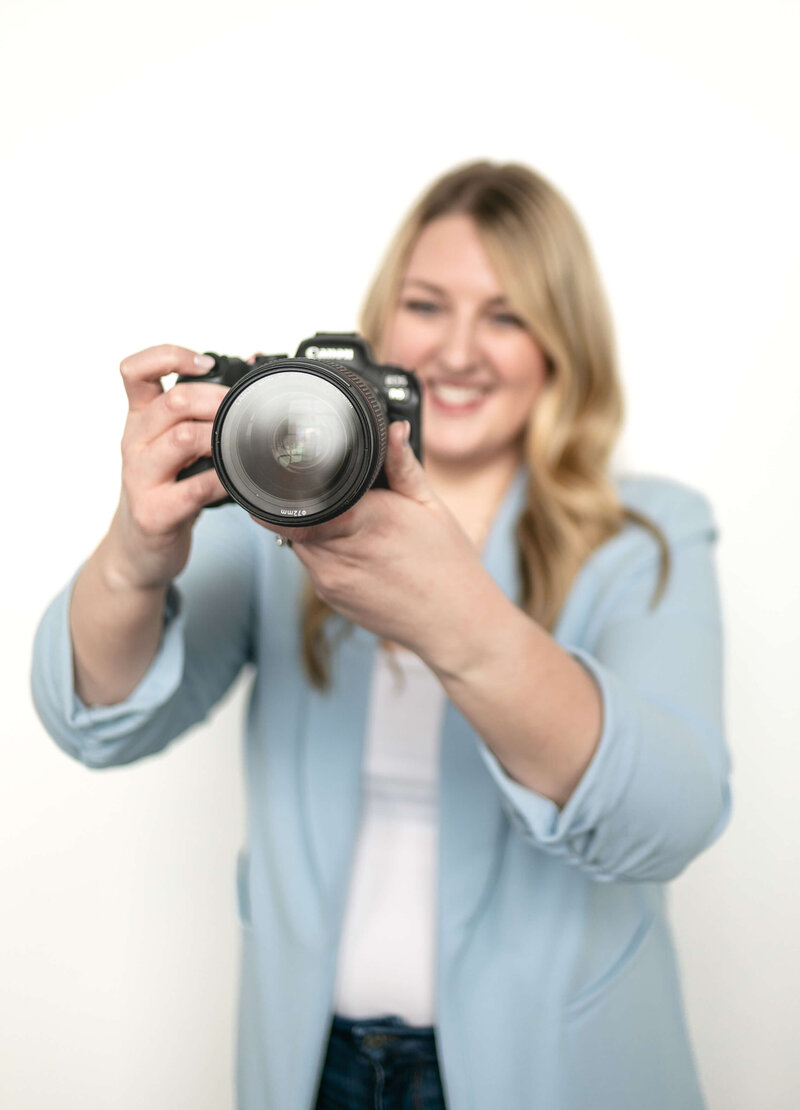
615, 474, 717, 547
579, 475, 716, 605
555, 476, 720, 640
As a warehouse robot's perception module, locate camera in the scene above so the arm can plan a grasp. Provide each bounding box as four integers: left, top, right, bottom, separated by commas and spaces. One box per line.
177, 333, 422, 527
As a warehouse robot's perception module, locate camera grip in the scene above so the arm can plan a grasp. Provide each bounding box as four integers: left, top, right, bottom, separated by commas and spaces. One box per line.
172, 355, 237, 507
176, 455, 232, 508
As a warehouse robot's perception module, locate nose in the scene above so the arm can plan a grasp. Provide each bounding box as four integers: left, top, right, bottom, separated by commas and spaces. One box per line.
437, 312, 479, 375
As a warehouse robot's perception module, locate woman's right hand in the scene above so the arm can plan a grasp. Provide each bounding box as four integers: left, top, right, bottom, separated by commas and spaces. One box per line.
68, 345, 230, 706
107, 344, 229, 591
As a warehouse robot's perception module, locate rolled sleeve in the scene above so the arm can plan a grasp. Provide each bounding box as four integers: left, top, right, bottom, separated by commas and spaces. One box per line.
32, 581, 189, 767
31, 505, 258, 769
479, 480, 731, 882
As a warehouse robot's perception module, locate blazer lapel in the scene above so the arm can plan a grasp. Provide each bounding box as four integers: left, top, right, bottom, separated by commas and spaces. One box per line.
301, 624, 376, 930
300, 469, 528, 944
438, 468, 527, 938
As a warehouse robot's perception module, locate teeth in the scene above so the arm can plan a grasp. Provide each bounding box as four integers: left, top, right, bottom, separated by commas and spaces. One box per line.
430, 382, 487, 405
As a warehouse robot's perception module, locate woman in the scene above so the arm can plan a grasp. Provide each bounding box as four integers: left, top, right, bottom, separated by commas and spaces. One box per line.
32, 161, 730, 1109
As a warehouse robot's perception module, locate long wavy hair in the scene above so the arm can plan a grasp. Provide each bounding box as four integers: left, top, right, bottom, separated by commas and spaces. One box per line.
302, 160, 667, 685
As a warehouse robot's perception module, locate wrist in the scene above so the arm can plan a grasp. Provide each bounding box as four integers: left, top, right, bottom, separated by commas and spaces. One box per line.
419, 573, 518, 682
96, 524, 173, 598
99, 499, 192, 594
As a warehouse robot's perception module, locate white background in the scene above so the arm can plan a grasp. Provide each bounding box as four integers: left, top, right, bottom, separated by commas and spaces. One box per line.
2, 1, 798, 1107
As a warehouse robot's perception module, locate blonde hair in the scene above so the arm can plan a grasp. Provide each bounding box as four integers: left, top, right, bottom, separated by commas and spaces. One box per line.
302, 161, 667, 685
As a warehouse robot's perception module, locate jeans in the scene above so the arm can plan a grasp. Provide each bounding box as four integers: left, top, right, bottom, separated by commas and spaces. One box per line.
314, 1014, 448, 1110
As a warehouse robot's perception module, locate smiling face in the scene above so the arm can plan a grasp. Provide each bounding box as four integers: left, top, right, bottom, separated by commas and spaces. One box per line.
381, 213, 550, 480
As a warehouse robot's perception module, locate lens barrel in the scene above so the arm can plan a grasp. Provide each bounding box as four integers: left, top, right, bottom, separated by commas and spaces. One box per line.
211, 359, 388, 526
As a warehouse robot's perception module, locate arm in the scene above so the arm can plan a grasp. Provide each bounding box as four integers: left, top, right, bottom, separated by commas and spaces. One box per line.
69, 345, 229, 706
267, 424, 604, 804
424, 586, 602, 808
32, 345, 256, 767
264, 428, 729, 881
33, 505, 259, 768
476, 483, 729, 881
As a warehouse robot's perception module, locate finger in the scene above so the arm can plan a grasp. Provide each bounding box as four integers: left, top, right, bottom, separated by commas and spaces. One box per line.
130, 467, 227, 536
120, 345, 217, 413
126, 418, 216, 489
130, 381, 229, 447
161, 466, 227, 518
383, 420, 432, 503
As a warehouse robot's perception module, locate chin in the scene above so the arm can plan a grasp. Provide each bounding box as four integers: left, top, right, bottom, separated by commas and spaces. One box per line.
424, 441, 491, 469
424, 426, 527, 473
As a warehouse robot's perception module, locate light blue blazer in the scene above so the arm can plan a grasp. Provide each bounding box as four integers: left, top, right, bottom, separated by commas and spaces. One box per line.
32, 472, 730, 1110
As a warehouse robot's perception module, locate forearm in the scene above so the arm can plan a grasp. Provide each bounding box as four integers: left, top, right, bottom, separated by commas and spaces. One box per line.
425, 585, 602, 809
69, 529, 169, 706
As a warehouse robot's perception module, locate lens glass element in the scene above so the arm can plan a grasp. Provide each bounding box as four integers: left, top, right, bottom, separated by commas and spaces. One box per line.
216, 369, 378, 522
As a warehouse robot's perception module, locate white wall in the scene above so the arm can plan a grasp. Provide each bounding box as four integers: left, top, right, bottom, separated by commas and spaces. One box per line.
2, 1, 798, 1106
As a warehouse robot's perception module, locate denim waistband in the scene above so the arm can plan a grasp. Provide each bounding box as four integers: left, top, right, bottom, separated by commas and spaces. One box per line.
330, 1013, 438, 1065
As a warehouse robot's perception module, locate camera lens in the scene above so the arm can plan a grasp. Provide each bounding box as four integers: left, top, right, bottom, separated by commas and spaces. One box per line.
212, 362, 387, 526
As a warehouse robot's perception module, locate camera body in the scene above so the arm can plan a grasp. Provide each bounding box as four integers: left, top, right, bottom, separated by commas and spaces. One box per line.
177, 332, 422, 527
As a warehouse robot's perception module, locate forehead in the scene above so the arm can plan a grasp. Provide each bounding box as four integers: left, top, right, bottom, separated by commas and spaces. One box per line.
403, 214, 505, 300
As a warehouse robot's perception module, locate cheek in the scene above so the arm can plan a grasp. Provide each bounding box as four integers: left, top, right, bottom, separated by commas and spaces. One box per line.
520, 370, 549, 406
507, 358, 549, 404
498, 362, 550, 431
496, 332, 548, 384
383, 314, 438, 370
500, 390, 539, 437
382, 314, 413, 364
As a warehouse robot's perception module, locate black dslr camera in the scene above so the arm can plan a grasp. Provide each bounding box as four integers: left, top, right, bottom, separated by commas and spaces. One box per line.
177, 333, 422, 527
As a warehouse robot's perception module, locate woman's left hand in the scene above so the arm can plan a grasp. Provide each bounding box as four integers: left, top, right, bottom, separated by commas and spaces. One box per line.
254, 421, 495, 670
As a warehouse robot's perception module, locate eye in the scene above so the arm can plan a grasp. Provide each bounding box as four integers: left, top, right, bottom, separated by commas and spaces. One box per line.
402, 299, 441, 316
490, 311, 526, 328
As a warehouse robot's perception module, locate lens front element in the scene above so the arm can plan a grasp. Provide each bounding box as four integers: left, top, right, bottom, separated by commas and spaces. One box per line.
212, 362, 386, 526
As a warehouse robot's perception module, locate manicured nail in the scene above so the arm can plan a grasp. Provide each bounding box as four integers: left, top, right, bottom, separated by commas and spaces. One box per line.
194, 353, 216, 371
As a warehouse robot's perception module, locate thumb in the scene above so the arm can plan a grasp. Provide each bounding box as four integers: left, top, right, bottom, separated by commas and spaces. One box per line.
383, 420, 431, 503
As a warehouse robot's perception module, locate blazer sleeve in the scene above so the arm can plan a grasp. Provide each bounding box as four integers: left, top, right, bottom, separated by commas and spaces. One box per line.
480, 479, 731, 883
31, 505, 259, 769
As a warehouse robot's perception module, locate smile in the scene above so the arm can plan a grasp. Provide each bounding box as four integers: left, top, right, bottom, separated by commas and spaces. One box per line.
426, 381, 490, 409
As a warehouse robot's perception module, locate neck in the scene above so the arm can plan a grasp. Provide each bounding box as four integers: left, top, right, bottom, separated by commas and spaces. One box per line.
424, 450, 523, 550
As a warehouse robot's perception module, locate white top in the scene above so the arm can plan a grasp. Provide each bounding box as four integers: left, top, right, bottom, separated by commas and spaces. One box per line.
332, 646, 446, 1025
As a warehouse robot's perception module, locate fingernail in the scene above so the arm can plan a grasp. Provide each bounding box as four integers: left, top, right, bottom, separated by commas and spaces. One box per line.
402, 420, 411, 446
194, 353, 216, 371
